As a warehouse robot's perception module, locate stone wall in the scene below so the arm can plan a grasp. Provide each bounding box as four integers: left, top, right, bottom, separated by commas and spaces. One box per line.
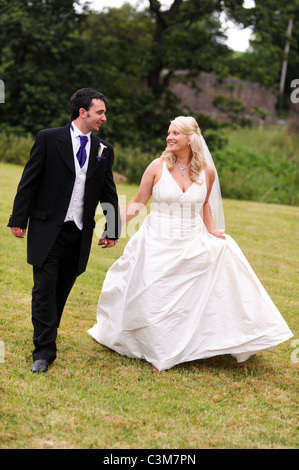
169, 71, 278, 124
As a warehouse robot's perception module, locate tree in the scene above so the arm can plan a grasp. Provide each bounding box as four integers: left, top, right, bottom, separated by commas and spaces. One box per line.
227, 0, 299, 110
0, 0, 88, 133
80, 1, 245, 148
146, 0, 243, 97
2, 0, 277, 146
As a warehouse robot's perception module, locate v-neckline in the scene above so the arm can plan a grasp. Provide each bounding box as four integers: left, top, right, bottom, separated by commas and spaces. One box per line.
166, 166, 195, 194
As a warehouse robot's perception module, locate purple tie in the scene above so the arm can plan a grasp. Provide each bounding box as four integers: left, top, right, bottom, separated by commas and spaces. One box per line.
77, 135, 88, 168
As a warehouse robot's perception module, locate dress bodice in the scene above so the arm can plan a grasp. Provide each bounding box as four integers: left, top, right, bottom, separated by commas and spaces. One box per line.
146, 160, 207, 239
152, 160, 207, 219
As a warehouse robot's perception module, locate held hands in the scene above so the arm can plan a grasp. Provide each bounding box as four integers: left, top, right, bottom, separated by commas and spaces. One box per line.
11, 228, 118, 247
98, 237, 118, 249
11, 227, 26, 238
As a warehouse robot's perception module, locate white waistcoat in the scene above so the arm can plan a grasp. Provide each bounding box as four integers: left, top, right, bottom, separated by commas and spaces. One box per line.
64, 122, 91, 230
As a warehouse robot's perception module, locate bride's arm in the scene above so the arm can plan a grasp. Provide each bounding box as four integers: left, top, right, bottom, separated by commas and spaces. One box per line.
203, 165, 226, 239
121, 158, 162, 225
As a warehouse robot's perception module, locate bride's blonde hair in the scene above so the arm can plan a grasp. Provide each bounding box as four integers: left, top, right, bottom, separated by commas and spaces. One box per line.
161, 116, 206, 182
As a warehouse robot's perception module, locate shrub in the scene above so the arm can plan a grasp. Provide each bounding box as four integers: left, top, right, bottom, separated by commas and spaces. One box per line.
113, 145, 155, 184
1, 126, 298, 206
286, 114, 299, 137
0, 132, 33, 165
214, 147, 299, 206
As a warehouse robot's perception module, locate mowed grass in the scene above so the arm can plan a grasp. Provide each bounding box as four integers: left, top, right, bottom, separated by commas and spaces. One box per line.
0, 162, 298, 449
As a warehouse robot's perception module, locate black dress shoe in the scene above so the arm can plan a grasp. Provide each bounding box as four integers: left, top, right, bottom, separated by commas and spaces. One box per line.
31, 359, 49, 373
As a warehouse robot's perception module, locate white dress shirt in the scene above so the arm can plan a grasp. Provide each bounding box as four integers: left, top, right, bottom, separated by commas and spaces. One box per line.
64, 122, 91, 230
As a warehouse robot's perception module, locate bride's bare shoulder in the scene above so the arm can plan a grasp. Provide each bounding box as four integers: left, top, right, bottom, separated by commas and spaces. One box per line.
144, 157, 163, 175
143, 157, 164, 186
204, 164, 215, 183
148, 157, 164, 169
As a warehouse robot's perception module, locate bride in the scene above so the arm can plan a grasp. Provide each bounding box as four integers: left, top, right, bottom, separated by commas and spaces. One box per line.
88, 116, 293, 371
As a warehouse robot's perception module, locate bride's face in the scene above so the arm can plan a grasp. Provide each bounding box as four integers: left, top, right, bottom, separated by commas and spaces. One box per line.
166, 124, 190, 154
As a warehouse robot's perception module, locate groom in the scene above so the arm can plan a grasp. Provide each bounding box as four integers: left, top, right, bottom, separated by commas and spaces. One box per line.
8, 88, 121, 373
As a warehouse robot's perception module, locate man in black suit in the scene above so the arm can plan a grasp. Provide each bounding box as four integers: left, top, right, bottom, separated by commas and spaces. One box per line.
8, 88, 121, 373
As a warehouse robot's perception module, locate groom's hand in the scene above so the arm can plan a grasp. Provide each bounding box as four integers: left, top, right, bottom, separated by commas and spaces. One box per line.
98, 237, 118, 248
11, 227, 26, 238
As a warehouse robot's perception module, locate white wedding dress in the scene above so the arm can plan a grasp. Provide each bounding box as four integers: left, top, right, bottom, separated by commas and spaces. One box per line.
88, 161, 293, 371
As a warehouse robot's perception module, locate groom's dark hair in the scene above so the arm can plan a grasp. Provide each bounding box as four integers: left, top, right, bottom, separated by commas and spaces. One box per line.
70, 88, 107, 120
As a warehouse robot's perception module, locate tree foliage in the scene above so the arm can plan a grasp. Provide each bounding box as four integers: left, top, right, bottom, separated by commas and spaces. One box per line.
227, 0, 299, 105
0, 0, 91, 132
0, 0, 298, 148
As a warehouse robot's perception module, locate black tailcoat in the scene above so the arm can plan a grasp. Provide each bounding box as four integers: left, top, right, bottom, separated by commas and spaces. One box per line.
8, 124, 120, 276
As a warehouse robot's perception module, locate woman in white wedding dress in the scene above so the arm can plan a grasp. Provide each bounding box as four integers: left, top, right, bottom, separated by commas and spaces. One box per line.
88, 116, 293, 371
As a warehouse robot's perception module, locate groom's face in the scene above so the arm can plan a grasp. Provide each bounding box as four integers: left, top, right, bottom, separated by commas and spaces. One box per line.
84, 99, 107, 132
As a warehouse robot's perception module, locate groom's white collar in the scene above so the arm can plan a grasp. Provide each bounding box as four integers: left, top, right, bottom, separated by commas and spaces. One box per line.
70, 121, 91, 138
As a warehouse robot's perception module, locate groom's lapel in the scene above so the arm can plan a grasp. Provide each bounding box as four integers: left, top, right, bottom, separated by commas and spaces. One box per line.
56, 125, 75, 173
86, 134, 99, 180
55, 127, 101, 178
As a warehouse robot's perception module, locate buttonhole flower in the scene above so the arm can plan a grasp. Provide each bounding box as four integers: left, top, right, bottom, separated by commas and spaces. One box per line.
96, 143, 107, 162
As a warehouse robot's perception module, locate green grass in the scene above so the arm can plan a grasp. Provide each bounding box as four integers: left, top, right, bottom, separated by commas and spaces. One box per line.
0, 162, 298, 449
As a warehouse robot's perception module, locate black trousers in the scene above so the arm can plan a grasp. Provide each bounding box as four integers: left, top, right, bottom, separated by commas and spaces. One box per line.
31, 221, 82, 363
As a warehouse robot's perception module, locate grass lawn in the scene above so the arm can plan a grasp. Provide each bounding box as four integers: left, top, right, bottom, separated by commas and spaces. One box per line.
0, 162, 298, 449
